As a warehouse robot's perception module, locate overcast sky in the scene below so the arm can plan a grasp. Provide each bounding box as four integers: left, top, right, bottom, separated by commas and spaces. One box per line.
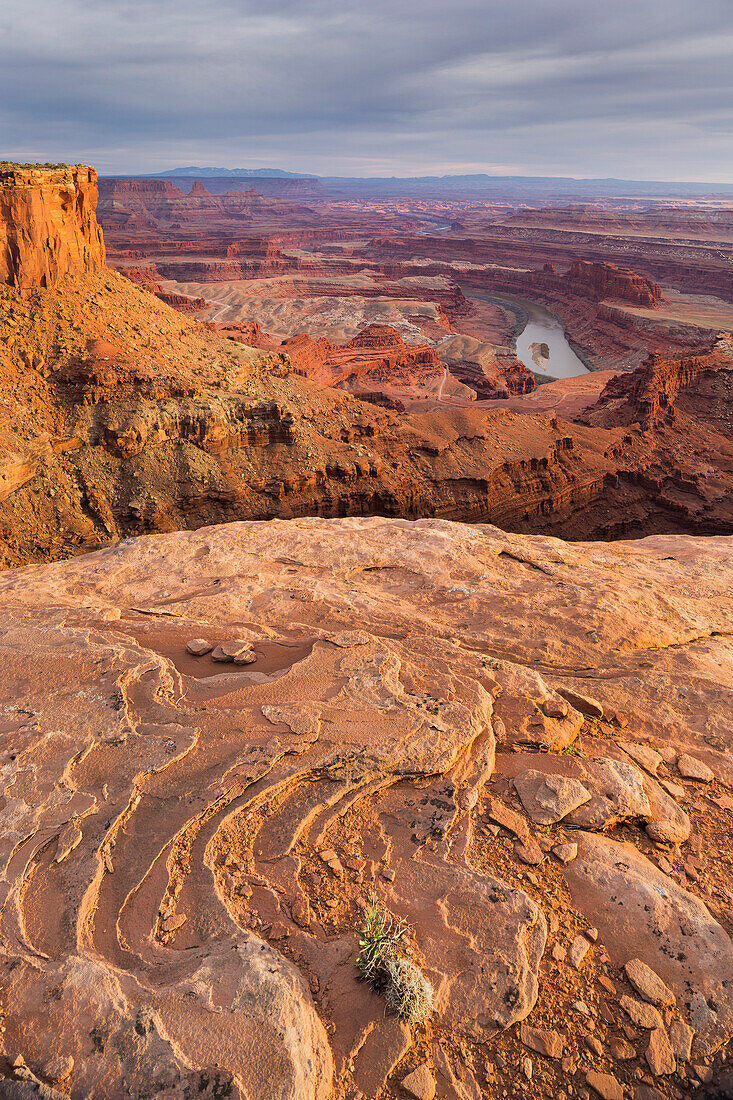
2, 0, 732, 180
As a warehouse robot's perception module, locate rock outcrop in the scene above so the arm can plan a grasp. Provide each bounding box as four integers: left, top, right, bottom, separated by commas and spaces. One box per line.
0, 517, 730, 1097
566, 260, 662, 308
0, 165, 106, 288
282, 324, 442, 389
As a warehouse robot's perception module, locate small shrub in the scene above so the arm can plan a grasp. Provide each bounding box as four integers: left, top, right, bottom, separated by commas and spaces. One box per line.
384, 957, 434, 1025
356, 893, 409, 991
355, 893, 433, 1024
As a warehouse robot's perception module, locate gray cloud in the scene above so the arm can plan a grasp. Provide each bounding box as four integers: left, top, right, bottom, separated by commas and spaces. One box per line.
2, 0, 732, 179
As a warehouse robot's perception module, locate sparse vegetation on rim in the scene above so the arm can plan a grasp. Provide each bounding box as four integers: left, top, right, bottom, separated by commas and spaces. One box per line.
356, 893, 434, 1025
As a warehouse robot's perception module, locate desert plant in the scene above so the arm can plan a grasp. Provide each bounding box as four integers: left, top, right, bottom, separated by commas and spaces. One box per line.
355, 894, 434, 1024
384, 957, 434, 1025
356, 893, 410, 990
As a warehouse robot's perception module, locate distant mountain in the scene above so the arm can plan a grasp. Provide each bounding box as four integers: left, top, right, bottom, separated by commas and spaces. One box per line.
148, 166, 318, 179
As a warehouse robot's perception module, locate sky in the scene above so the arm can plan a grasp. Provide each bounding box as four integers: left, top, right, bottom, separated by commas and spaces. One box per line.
2, 0, 733, 181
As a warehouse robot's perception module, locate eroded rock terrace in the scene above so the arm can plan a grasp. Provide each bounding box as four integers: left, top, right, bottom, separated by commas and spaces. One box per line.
0, 516, 731, 1098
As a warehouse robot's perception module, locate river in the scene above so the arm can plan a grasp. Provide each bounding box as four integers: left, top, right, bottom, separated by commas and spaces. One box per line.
467, 291, 589, 380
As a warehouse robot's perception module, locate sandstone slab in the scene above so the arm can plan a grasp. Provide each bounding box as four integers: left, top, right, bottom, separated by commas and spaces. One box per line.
513, 769, 591, 824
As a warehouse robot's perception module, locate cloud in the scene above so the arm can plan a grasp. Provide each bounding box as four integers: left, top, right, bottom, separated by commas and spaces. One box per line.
2, 0, 732, 179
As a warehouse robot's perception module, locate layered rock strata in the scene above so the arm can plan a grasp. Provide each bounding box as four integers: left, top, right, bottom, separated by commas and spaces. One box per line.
0, 517, 731, 1097
0, 165, 105, 288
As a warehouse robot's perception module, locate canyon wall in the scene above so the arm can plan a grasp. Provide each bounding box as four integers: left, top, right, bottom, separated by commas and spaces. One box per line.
0, 165, 106, 288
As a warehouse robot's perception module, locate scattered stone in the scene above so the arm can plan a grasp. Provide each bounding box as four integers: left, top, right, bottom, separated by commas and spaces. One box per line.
354, 1018, 411, 1097
669, 1018, 694, 1062
633, 1087, 665, 1100
585, 926, 599, 942
569, 935, 590, 969
185, 637, 213, 656
514, 770, 591, 825
621, 743, 662, 775
211, 641, 256, 663
586, 1035, 604, 1057
610, 1038, 636, 1061
568, 758, 650, 829
381, 867, 396, 882
597, 975, 616, 996
645, 1027, 675, 1076
620, 995, 664, 1030
401, 1063, 436, 1100
520, 1024, 564, 1059
677, 754, 714, 783
656, 856, 673, 875
552, 942, 566, 962
291, 896, 312, 928
557, 687, 604, 719
624, 960, 675, 1008
268, 921, 289, 940
487, 798, 530, 843
585, 1069, 624, 1100
661, 779, 686, 799
319, 849, 337, 863
573, 1000, 591, 1016
521, 1056, 533, 1080
693, 1064, 713, 1084
553, 842, 578, 864
542, 697, 569, 719
515, 839, 543, 865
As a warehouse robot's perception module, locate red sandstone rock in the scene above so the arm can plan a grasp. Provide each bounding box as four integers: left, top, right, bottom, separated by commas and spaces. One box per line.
0, 165, 105, 288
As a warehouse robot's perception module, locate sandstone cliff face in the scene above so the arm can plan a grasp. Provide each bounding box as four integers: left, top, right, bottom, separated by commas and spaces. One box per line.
566, 260, 662, 307
0, 165, 106, 288
0, 518, 731, 1098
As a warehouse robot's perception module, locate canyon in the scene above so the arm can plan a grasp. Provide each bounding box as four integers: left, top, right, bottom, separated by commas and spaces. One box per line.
0, 166, 732, 1100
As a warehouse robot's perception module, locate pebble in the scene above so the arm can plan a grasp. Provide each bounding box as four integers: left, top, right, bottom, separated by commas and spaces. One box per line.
401, 1064, 436, 1100
645, 1027, 676, 1076
488, 798, 530, 843
610, 1037, 636, 1061
669, 1018, 694, 1062
211, 640, 256, 664
677, 753, 714, 782
552, 942, 567, 962
569, 935, 590, 969
515, 839, 544, 865
553, 842, 578, 864
185, 637, 213, 656
620, 994, 664, 1030
585, 1070, 624, 1100
624, 959, 675, 1007
586, 1035, 604, 1057
520, 1024, 564, 1059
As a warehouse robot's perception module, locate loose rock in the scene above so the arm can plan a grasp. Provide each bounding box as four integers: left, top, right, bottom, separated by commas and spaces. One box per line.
557, 687, 604, 719
624, 960, 675, 1008
514, 770, 591, 825
520, 1024, 564, 1059
185, 637, 213, 656
678, 753, 714, 782
585, 1069, 624, 1100
401, 1064, 436, 1100
569, 935, 590, 969
620, 995, 664, 1030
645, 1027, 675, 1076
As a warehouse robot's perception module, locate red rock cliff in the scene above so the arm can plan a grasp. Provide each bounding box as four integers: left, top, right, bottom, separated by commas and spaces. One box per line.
0, 164, 106, 288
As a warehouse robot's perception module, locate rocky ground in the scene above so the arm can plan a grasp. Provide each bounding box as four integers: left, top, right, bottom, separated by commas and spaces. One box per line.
0, 516, 731, 1099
